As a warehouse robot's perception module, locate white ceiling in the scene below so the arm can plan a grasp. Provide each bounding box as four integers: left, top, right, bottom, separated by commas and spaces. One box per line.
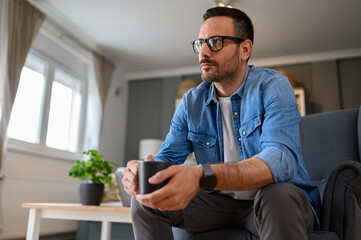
30, 0, 361, 78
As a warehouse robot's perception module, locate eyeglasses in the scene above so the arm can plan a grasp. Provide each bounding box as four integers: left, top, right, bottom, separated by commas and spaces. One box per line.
191, 35, 245, 54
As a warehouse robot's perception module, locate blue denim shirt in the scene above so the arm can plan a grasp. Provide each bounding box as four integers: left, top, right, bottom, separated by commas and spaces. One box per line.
155, 65, 321, 217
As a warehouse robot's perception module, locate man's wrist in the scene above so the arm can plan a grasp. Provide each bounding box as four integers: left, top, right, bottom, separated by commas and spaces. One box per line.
199, 164, 218, 191
195, 165, 203, 190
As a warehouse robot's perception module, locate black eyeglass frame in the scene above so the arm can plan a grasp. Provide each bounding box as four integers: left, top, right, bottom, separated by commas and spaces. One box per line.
191, 35, 245, 54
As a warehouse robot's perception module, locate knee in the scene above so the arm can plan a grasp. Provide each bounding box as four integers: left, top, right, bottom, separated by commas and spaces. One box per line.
131, 195, 159, 220
254, 183, 314, 238
131, 195, 145, 218
255, 183, 308, 212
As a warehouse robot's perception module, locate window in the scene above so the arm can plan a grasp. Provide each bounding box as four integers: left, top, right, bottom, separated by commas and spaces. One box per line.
8, 52, 85, 158
8, 55, 46, 143
46, 69, 82, 152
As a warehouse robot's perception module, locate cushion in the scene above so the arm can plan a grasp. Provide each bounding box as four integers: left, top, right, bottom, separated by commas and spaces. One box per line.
299, 108, 359, 195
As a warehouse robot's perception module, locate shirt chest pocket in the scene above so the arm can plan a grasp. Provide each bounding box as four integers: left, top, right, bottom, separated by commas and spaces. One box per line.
240, 115, 262, 156
187, 132, 217, 164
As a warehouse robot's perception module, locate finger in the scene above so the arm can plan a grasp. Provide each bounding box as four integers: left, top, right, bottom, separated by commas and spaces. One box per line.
138, 188, 183, 211
155, 187, 195, 211
125, 186, 138, 196
126, 159, 138, 168
122, 178, 139, 195
122, 168, 139, 184
144, 196, 172, 210
149, 165, 176, 185
137, 186, 187, 211
144, 155, 154, 162
136, 186, 170, 207
127, 160, 139, 175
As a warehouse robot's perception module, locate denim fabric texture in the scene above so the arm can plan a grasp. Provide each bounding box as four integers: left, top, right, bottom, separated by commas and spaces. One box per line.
155, 65, 321, 218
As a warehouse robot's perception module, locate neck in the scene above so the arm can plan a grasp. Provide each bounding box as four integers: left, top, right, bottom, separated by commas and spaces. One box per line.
214, 64, 247, 97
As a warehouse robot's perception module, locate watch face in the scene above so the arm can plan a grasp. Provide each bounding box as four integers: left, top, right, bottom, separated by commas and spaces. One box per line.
200, 174, 217, 191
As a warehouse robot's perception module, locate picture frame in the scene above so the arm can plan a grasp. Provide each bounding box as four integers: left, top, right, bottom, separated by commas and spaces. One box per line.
293, 87, 306, 116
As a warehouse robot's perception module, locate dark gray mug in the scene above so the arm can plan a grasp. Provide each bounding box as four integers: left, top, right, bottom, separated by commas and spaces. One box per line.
139, 161, 172, 194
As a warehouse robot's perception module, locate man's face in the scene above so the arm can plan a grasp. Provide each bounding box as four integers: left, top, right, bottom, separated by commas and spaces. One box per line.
198, 16, 242, 83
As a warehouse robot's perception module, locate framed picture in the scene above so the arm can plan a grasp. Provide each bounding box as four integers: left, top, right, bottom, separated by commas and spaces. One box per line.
293, 87, 306, 116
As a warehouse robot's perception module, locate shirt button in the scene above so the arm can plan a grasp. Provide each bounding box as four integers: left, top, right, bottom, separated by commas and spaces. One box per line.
234, 112, 238, 116
243, 131, 246, 136
206, 142, 210, 146
238, 138, 241, 141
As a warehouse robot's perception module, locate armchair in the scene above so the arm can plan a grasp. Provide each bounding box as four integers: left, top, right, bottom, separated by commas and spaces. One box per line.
173, 105, 361, 240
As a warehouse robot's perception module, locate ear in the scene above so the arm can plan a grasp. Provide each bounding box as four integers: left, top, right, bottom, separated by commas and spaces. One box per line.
239, 39, 253, 61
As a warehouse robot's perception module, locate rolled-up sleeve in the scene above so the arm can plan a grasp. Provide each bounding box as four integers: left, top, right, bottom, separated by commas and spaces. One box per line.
254, 74, 301, 183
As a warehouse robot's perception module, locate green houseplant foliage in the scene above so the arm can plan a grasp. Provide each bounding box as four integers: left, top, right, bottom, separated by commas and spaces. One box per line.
69, 150, 117, 188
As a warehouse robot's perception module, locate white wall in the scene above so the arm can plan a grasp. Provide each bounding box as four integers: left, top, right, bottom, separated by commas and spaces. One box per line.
0, 151, 80, 239
99, 65, 128, 166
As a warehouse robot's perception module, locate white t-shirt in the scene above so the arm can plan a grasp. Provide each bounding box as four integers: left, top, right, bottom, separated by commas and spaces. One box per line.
218, 97, 259, 200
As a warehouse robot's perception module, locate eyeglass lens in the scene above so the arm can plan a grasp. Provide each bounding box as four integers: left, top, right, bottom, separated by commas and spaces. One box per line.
193, 36, 223, 54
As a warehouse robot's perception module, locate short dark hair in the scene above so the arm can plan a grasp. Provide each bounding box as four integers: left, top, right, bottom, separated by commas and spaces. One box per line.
203, 7, 254, 43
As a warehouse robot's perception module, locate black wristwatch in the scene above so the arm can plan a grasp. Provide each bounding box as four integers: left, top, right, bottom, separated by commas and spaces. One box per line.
199, 164, 217, 191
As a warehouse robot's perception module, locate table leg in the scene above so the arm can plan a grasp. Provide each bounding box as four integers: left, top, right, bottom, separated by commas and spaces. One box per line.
101, 221, 111, 240
26, 208, 41, 240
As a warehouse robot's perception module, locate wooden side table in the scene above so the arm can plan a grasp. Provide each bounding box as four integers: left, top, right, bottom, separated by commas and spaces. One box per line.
22, 203, 131, 240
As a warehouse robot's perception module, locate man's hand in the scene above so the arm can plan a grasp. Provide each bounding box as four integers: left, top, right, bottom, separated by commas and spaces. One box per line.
122, 155, 154, 195
136, 164, 203, 211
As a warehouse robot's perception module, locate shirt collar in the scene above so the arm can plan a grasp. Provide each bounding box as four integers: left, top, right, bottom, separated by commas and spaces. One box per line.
204, 65, 253, 105
205, 83, 217, 105
234, 65, 252, 98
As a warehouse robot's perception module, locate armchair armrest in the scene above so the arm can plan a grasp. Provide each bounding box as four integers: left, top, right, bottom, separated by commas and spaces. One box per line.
321, 161, 361, 240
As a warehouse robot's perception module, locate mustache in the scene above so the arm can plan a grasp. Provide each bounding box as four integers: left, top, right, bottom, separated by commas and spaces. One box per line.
200, 59, 217, 65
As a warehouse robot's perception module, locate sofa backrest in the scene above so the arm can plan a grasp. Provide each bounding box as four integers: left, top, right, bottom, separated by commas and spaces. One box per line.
299, 107, 360, 198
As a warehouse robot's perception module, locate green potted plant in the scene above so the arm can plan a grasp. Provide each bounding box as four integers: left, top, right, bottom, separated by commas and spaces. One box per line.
69, 150, 118, 205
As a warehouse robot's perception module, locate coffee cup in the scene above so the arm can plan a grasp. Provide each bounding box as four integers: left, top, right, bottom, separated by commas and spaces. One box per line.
138, 161, 172, 194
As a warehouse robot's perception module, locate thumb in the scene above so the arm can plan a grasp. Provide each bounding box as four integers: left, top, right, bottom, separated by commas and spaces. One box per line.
144, 155, 154, 162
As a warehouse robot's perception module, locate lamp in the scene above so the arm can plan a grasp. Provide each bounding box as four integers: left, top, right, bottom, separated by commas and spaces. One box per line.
212, 0, 236, 8
138, 139, 163, 160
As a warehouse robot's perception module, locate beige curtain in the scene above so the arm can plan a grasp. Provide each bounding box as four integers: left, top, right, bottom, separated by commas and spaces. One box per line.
7, 0, 45, 103
0, 0, 8, 175
93, 52, 115, 109
0, 0, 45, 168
92, 53, 115, 147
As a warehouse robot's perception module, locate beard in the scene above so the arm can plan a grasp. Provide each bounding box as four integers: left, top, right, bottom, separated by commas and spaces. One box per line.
200, 50, 240, 83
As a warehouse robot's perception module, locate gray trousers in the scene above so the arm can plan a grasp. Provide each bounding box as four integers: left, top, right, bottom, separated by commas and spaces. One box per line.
131, 183, 315, 240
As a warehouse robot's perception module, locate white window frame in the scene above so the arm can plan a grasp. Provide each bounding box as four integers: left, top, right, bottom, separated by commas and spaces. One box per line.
7, 48, 87, 160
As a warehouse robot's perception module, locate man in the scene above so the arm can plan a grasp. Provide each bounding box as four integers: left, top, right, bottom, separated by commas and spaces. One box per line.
122, 7, 320, 240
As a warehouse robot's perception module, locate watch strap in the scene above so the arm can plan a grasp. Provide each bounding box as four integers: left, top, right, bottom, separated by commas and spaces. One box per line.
199, 164, 217, 191
201, 164, 213, 175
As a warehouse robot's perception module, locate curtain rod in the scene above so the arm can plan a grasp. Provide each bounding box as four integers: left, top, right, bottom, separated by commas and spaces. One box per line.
44, 16, 95, 54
